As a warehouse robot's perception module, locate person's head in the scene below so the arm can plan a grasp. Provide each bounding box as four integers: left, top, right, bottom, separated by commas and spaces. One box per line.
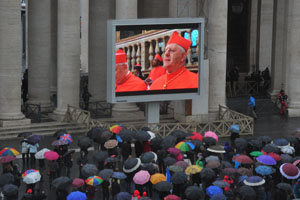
164, 31, 192, 73
134, 64, 142, 75
280, 89, 284, 94
115, 49, 129, 84
153, 54, 163, 67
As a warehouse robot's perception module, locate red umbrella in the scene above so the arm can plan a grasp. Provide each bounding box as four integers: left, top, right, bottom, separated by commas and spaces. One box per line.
0, 156, 16, 164
190, 132, 203, 141
233, 155, 253, 164
164, 194, 181, 200
268, 152, 282, 161
44, 151, 59, 161
72, 178, 85, 188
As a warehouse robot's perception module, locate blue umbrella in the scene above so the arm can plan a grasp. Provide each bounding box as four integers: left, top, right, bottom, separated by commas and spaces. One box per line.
67, 191, 87, 200
116, 135, 123, 143
185, 141, 195, 150
206, 185, 223, 197
117, 192, 131, 200
112, 172, 127, 180
210, 193, 227, 200
229, 124, 240, 133
255, 165, 273, 176
238, 175, 248, 183
273, 138, 289, 147
244, 176, 265, 186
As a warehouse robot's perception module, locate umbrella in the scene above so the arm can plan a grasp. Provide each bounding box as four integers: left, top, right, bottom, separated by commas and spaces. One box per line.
286, 136, 299, 145
133, 170, 150, 185
52, 177, 72, 189
52, 139, 69, 146
104, 139, 118, 149
256, 155, 276, 165
27, 134, 41, 145
168, 147, 181, 156
161, 135, 177, 149
123, 158, 141, 173
147, 131, 156, 140
63, 150, 75, 158
82, 164, 98, 178
273, 138, 289, 147
112, 172, 127, 180
0, 173, 14, 187
150, 173, 166, 184
93, 151, 109, 162
44, 151, 59, 161
3, 184, 18, 197
154, 181, 173, 192
175, 141, 192, 152
133, 130, 151, 141
184, 186, 203, 200
202, 137, 217, 146
140, 152, 157, 164
22, 169, 39, 178
255, 165, 274, 176
23, 171, 41, 184
78, 137, 92, 149
207, 145, 225, 153
59, 133, 72, 144
281, 154, 293, 163
280, 163, 300, 179
250, 151, 264, 157
72, 178, 85, 188
96, 130, 113, 143
210, 194, 227, 200
268, 152, 282, 161
164, 157, 177, 166
248, 139, 262, 148
86, 127, 103, 138
205, 155, 219, 163
185, 165, 202, 175
169, 165, 183, 173
281, 146, 295, 155
205, 160, 221, 169
119, 129, 133, 142
0, 147, 20, 156
229, 124, 240, 133
221, 161, 233, 168
213, 180, 230, 188
206, 185, 223, 197
190, 139, 203, 147
244, 176, 265, 186
232, 155, 253, 164
171, 130, 192, 138
190, 132, 203, 141
54, 129, 67, 138
235, 138, 248, 151
204, 131, 218, 142
258, 136, 272, 144
98, 169, 113, 180
110, 125, 123, 134
276, 182, 293, 192
67, 191, 87, 200
238, 185, 256, 199
85, 176, 103, 186
164, 194, 181, 200
0, 156, 16, 164
262, 144, 280, 153
294, 159, 300, 166
117, 192, 131, 200
200, 168, 216, 182
141, 163, 158, 175
222, 168, 237, 175
35, 148, 50, 159
237, 167, 253, 176
18, 132, 32, 138
175, 161, 189, 170
105, 155, 119, 163
150, 136, 162, 150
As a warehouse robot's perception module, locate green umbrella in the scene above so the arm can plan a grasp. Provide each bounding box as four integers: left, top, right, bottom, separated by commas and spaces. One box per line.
250, 151, 264, 157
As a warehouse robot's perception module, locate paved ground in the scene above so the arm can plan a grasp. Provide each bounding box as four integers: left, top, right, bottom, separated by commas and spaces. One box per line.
1, 96, 300, 199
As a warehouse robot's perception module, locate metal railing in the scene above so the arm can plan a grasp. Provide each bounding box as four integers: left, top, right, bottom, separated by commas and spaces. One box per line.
227, 81, 259, 97
64, 104, 254, 138
22, 103, 41, 123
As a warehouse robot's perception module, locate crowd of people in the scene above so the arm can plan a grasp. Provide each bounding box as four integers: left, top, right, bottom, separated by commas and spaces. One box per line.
1, 124, 300, 200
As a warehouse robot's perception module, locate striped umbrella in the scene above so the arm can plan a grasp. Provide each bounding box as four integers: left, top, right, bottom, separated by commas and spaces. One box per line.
22, 169, 39, 179
85, 176, 103, 186
0, 147, 20, 156
175, 141, 191, 152
59, 133, 72, 144
109, 125, 123, 134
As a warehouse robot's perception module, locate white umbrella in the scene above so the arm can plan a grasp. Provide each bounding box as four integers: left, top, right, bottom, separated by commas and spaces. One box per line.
147, 131, 156, 140
35, 148, 50, 159
23, 171, 41, 184
281, 146, 295, 155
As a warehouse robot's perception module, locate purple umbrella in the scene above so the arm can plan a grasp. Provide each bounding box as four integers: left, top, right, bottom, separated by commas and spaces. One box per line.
168, 147, 181, 156
28, 135, 41, 145
133, 170, 150, 185
244, 176, 265, 186
256, 155, 276, 165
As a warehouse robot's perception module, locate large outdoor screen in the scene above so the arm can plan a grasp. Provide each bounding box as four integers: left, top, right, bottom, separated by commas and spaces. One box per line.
107, 18, 205, 103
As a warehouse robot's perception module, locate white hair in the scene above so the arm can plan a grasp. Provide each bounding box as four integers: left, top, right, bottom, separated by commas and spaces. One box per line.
165, 43, 186, 53
116, 63, 128, 68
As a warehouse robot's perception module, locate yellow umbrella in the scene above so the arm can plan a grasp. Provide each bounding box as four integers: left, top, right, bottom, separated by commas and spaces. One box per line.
185, 165, 202, 175
150, 173, 166, 184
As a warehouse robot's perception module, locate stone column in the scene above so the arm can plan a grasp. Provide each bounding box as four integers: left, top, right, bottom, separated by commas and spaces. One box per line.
257, 0, 274, 72
81, 0, 89, 73
169, 0, 198, 18
49, 0, 57, 98
286, 0, 300, 117
27, 0, 51, 111
113, 0, 140, 112
208, 1, 228, 113
249, 0, 259, 73
269, 0, 286, 99
52, 0, 80, 119
0, 0, 30, 126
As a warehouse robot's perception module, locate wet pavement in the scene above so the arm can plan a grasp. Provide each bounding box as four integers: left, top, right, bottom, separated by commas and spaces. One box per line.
1, 96, 300, 199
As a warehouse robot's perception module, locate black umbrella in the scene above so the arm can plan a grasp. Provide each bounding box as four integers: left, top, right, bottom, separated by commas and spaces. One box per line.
119, 129, 133, 142
238, 185, 256, 199
117, 192, 131, 200
286, 136, 299, 145
200, 168, 216, 182
171, 171, 187, 184
123, 158, 141, 173
184, 186, 203, 200
203, 137, 217, 146
53, 129, 67, 138
221, 161, 233, 168
171, 130, 192, 138
86, 127, 104, 139
276, 182, 293, 193
154, 181, 173, 192
81, 164, 98, 178
281, 154, 293, 163
190, 139, 203, 147
258, 136, 272, 144
150, 136, 162, 150
17, 132, 32, 138
235, 138, 248, 151
98, 169, 114, 180
52, 177, 72, 189
3, 184, 18, 197
52, 140, 68, 146
105, 156, 119, 163
99, 130, 113, 143
164, 157, 177, 166
140, 152, 157, 164
94, 151, 109, 162
262, 144, 280, 153
141, 163, 158, 175
248, 139, 262, 148
293, 156, 300, 162
63, 150, 75, 158
27, 134, 41, 145
161, 135, 177, 149
0, 173, 14, 187
133, 131, 151, 142
78, 136, 92, 149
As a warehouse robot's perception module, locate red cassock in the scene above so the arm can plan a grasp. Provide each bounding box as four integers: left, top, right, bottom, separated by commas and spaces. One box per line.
148, 66, 166, 81
150, 66, 198, 90
116, 72, 147, 92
